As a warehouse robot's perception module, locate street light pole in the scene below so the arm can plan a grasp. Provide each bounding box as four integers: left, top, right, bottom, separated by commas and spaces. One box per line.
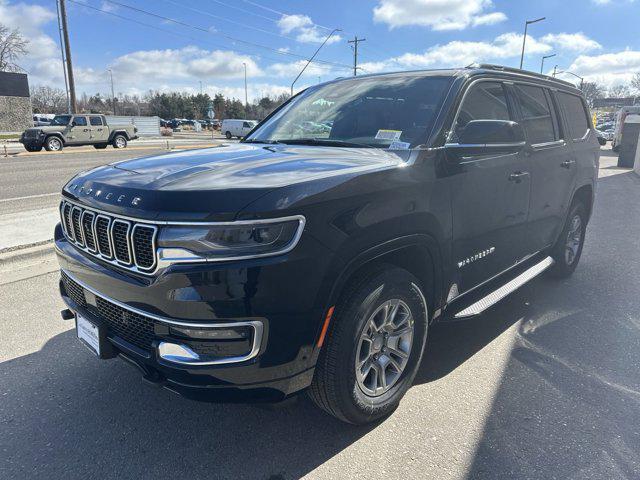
291, 28, 342, 96
519, 17, 546, 70
557, 70, 585, 89
108, 68, 116, 115
540, 53, 556, 74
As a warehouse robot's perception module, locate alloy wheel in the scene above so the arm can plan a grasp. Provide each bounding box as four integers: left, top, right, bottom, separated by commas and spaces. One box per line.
355, 299, 414, 397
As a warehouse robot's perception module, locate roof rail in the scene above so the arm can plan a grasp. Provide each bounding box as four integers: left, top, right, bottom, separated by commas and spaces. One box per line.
466, 63, 577, 88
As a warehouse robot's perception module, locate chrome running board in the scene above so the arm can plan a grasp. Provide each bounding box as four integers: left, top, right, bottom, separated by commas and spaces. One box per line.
454, 256, 555, 318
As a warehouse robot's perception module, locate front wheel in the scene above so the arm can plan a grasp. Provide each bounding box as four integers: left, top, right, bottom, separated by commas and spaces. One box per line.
547, 201, 587, 278
308, 266, 429, 424
24, 146, 42, 152
44, 136, 63, 152
112, 135, 127, 149
94, 143, 108, 149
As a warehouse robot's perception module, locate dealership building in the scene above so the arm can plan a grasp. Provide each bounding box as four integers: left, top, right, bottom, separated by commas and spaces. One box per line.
0, 71, 32, 132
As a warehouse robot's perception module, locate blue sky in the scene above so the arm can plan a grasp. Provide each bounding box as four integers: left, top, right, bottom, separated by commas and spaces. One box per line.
2, 0, 639, 100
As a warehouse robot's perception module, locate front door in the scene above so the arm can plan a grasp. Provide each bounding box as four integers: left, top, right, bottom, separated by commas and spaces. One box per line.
447, 80, 532, 294
67, 116, 91, 144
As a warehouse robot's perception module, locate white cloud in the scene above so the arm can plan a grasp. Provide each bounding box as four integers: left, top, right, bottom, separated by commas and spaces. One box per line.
541, 33, 602, 53
267, 60, 333, 78
277, 14, 341, 44
567, 49, 640, 88
0, 0, 61, 80
360, 32, 551, 73
373, 0, 507, 30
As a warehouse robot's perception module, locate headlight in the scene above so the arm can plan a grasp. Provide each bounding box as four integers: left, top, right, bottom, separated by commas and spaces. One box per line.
156, 216, 305, 264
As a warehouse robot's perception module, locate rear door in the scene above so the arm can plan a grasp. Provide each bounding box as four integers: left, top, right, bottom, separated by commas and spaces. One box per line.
89, 116, 109, 142
447, 80, 532, 293
511, 83, 576, 253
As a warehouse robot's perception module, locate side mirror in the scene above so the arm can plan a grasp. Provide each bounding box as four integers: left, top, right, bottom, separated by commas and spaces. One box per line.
596, 133, 607, 146
71, 121, 77, 127
458, 119, 525, 145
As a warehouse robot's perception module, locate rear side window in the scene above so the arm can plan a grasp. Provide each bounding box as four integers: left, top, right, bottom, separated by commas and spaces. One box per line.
243, 122, 252, 128
558, 92, 590, 140
454, 82, 510, 139
514, 85, 557, 144
73, 116, 87, 126
89, 116, 103, 126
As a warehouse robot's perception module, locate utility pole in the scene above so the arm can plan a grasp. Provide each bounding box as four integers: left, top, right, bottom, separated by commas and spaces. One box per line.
243, 62, 248, 107
55, 0, 71, 113
552, 65, 558, 77
108, 69, 116, 115
348, 36, 366, 76
58, 0, 77, 113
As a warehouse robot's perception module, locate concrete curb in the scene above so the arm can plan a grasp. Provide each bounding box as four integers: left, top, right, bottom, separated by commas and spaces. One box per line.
0, 242, 58, 285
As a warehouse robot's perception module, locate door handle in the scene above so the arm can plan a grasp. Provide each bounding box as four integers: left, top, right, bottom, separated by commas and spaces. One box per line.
83, 128, 89, 132
508, 171, 529, 183
561, 159, 576, 169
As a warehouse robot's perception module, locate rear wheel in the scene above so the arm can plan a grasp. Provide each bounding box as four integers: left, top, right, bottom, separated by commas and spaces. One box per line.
547, 201, 587, 278
44, 136, 63, 152
112, 135, 127, 149
225, 131, 232, 139
308, 266, 429, 424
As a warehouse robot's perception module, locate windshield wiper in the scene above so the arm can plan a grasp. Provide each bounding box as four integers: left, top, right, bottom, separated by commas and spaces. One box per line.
275, 138, 369, 148
241, 139, 281, 144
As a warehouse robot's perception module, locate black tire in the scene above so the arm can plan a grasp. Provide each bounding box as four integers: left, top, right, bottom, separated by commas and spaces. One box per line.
94, 143, 108, 149
44, 136, 63, 152
308, 266, 429, 424
112, 135, 127, 149
24, 146, 42, 152
225, 131, 232, 139
547, 201, 588, 278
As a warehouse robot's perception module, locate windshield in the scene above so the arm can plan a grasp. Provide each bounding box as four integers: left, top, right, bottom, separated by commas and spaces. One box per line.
50, 115, 72, 126
246, 74, 452, 148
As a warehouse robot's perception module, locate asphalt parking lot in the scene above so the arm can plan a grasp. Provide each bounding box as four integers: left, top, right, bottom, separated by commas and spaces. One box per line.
0, 148, 639, 479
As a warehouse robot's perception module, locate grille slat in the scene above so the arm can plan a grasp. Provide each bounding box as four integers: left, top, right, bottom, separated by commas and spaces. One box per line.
112, 220, 131, 264
81, 212, 97, 252
59, 201, 157, 274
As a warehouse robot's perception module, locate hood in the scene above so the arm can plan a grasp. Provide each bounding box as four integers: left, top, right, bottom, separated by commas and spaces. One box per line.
63, 143, 407, 221
26, 125, 66, 133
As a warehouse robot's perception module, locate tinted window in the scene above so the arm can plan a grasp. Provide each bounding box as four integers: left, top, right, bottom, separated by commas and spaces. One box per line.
514, 85, 557, 144
89, 116, 103, 126
454, 82, 510, 139
558, 92, 590, 140
72, 116, 87, 126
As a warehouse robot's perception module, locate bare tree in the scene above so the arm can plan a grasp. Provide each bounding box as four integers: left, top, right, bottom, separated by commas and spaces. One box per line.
30, 85, 68, 113
631, 73, 640, 94
0, 23, 29, 72
580, 82, 605, 107
608, 84, 631, 98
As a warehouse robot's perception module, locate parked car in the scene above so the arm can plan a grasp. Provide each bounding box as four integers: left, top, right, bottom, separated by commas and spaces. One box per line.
221, 119, 257, 138
33, 114, 52, 126
55, 65, 598, 424
20, 114, 138, 152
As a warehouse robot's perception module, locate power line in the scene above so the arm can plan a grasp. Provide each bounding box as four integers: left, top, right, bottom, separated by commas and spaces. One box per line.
66, 0, 344, 72
100, 0, 352, 69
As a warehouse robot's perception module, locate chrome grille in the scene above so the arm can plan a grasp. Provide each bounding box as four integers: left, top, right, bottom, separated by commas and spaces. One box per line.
60, 200, 158, 273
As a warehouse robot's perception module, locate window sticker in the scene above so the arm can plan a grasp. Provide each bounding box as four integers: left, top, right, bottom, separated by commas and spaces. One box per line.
388, 141, 411, 150
375, 129, 402, 141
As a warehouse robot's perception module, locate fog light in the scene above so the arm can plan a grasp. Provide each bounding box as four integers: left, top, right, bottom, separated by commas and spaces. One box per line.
169, 325, 252, 340
158, 342, 200, 363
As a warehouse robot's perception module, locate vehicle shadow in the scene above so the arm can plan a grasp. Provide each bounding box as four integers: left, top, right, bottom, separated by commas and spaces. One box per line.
463, 171, 640, 478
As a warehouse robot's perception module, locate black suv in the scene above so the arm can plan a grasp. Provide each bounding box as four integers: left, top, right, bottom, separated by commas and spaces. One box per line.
56, 65, 598, 424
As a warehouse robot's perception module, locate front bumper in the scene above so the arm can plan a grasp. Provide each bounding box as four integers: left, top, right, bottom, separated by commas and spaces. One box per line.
55, 222, 334, 401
